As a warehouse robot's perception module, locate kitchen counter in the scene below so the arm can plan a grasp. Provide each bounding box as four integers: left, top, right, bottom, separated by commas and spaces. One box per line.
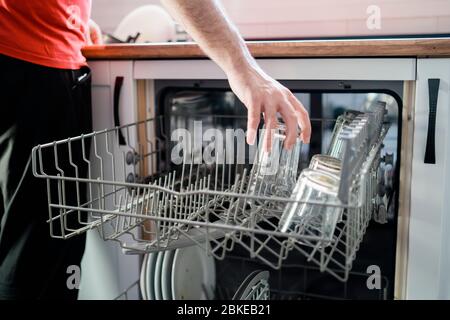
82, 38, 450, 60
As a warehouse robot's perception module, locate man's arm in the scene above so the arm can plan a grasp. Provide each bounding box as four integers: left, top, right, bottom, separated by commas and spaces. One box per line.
160, 0, 311, 150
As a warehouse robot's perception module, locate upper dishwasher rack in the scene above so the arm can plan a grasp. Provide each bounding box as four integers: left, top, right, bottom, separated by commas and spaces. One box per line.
31, 103, 388, 282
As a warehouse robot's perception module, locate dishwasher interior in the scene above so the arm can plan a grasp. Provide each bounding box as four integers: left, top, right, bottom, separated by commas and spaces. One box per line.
31, 79, 401, 300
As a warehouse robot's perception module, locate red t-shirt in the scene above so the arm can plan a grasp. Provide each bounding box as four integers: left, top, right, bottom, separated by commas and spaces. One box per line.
0, 0, 91, 70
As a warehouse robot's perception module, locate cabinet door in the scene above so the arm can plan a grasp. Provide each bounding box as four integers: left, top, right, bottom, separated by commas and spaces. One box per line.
79, 61, 140, 300
408, 58, 450, 299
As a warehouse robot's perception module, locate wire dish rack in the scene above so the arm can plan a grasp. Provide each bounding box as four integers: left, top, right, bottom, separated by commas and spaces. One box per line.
115, 269, 271, 301
31, 104, 388, 282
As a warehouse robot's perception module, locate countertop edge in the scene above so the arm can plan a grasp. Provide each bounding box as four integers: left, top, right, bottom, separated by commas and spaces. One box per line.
82, 38, 450, 60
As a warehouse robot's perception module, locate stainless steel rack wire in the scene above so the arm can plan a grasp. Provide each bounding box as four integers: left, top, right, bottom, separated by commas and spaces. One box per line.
114, 280, 140, 300
31, 103, 389, 282
215, 254, 389, 300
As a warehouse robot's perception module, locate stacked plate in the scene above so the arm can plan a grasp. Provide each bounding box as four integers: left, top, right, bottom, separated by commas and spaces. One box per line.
140, 245, 216, 300
232, 270, 270, 300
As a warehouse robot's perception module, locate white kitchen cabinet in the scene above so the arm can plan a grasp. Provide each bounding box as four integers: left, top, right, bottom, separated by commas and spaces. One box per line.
408, 58, 450, 299
79, 61, 140, 300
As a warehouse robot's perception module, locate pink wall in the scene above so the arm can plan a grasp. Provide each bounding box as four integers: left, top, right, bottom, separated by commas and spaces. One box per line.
92, 0, 450, 39
224, 0, 450, 38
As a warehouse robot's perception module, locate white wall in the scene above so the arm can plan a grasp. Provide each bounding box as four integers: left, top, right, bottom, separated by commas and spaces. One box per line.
92, 0, 450, 39
92, 0, 161, 34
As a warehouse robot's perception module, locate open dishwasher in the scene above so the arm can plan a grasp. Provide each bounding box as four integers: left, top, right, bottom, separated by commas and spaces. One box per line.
31, 82, 399, 300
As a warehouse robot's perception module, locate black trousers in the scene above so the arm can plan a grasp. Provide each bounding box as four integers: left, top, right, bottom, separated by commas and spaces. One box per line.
0, 54, 92, 299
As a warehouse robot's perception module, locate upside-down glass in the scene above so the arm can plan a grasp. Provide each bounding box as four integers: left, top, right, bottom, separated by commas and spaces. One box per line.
247, 125, 302, 203
327, 111, 361, 159
309, 154, 341, 178
309, 154, 344, 223
278, 169, 342, 244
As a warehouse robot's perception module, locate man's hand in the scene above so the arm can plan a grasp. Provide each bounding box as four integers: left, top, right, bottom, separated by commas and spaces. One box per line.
228, 63, 311, 150
161, 0, 311, 150
86, 19, 103, 45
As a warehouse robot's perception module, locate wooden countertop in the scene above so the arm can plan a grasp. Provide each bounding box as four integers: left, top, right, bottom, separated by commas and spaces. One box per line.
82, 38, 450, 60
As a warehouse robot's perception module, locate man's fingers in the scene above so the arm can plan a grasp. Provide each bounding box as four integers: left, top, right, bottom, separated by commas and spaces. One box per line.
278, 101, 299, 150
288, 94, 311, 144
246, 101, 261, 145
243, 87, 311, 151
263, 109, 277, 153
88, 19, 103, 45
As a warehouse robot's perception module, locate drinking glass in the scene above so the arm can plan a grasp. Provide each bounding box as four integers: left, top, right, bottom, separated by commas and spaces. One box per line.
248, 125, 302, 202
309, 154, 344, 223
327, 111, 361, 159
309, 154, 341, 178
278, 169, 342, 244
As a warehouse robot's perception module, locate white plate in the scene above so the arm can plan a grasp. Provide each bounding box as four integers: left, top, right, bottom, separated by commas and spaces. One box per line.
139, 254, 148, 300
236, 270, 270, 300
171, 246, 216, 300
154, 251, 164, 300
161, 250, 175, 300
145, 252, 158, 300
232, 270, 260, 300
